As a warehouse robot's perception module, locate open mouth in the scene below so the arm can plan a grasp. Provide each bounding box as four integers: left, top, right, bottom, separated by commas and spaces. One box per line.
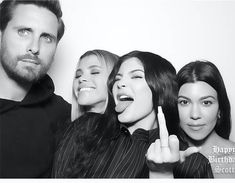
79, 87, 95, 92
115, 94, 134, 113
119, 95, 134, 101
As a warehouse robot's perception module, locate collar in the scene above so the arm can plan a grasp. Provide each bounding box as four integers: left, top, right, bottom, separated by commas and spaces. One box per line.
120, 124, 159, 142
0, 75, 54, 113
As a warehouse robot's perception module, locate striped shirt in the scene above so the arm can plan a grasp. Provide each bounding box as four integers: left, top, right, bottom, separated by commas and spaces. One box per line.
53, 119, 213, 178
84, 126, 158, 178
174, 153, 214, 178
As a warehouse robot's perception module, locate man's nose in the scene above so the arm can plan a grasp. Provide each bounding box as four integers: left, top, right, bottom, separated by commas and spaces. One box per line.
27, 38, 40, 55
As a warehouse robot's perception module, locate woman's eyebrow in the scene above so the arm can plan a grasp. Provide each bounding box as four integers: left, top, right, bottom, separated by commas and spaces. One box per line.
200, 95, 217, 100
88, 65, 102, 69
130, 69, 144, 74
177, 96, 189, 99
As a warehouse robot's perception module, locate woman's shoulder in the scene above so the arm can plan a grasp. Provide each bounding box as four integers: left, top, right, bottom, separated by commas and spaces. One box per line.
174, 152, 214, 178
224, 138, 235, 147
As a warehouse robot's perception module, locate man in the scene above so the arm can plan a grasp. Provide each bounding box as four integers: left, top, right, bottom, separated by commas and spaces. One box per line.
0, 0, 71, 177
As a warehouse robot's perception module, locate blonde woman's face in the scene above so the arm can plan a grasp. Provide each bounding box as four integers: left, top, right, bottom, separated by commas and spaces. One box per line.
73, 55, 109, 112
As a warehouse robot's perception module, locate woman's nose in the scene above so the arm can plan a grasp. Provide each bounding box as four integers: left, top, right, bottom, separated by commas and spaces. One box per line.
190, 104, 201, 120
117, 80, 126, 89
78, 76, 88, 83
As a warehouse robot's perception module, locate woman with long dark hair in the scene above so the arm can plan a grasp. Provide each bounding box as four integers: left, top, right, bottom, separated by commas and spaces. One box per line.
177, 61, 235, 178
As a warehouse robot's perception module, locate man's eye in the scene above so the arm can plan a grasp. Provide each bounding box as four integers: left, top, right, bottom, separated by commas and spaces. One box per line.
42, 36, 53, 43
18, 29, 30, 37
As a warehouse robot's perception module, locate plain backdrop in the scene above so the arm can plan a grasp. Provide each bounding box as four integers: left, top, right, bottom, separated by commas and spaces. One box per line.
1, 0, 234, 140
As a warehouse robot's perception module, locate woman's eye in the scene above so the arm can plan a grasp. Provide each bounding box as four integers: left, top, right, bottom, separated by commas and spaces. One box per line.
91, 71, 100, 75
75, 71, 82, 79
114, 77, 120, 82
202, 100, 213, 106
178, 100, 189, 105
90, 68, 101, 75
131, 75, 143, 79
75, 74, 81, 79
18, 29, 30, 37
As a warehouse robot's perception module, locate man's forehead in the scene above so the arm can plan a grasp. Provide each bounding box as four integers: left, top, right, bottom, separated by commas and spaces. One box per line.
10, 4, 58, 36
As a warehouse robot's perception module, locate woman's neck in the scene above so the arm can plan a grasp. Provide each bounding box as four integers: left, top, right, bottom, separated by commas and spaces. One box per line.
186, 130, 222, 156
82, 100, 107, 114
128, 109, 157, 134
184, 129, 214, 147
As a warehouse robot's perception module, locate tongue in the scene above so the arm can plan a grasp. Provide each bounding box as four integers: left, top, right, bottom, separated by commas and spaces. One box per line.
115, 101, 133, 113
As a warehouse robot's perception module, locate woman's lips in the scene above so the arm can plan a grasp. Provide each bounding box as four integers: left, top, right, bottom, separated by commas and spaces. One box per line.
188, 124, 205, 131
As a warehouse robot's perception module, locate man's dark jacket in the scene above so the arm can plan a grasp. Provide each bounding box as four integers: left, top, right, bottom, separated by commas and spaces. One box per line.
0, 75, 71, 178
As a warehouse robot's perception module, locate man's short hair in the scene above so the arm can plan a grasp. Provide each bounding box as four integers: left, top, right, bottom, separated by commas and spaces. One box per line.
0, 0, 65, 42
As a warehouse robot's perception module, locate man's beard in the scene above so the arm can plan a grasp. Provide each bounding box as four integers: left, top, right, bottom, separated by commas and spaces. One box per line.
1, 51, 51, 86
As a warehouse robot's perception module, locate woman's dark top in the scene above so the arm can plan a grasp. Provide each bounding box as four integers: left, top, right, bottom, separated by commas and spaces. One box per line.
173, 129, 214, 178
174, 153, 213, 178
53, 113, 213, 178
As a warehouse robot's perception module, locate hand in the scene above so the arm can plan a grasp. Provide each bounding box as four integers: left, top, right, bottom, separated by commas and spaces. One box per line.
146, 106, 180, 173
179, 146, 200, 162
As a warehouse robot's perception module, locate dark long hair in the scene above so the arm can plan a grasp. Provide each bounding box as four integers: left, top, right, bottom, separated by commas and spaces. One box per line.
108, 51, 179, 135
177, 61, 231, 139
0, 0, 64, 42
